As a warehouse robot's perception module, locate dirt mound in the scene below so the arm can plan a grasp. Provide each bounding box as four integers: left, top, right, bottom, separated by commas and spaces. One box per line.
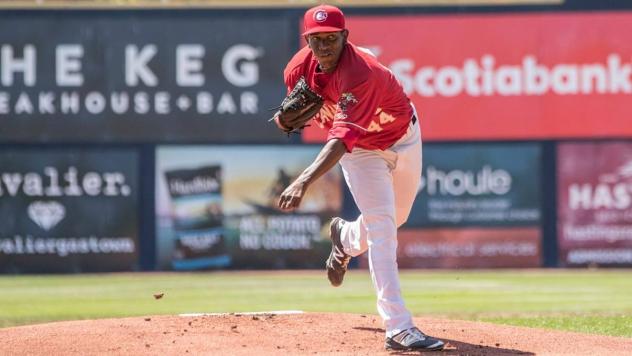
1, 312, 631, 355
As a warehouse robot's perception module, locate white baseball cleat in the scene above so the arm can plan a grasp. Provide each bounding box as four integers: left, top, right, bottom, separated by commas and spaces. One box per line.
385, 327, 445, 351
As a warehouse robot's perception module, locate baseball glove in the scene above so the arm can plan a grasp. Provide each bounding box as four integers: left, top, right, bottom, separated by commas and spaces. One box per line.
270, 76, 324, 135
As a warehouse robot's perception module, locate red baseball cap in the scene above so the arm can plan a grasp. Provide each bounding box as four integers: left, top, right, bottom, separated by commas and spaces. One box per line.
303, 5, 346, 36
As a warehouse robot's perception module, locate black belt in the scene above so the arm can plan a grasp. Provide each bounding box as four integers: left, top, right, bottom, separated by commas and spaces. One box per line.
411, 115, 417, 125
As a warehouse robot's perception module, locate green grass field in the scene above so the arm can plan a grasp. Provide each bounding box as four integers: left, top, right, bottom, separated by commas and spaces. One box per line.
1, 269, 631, 337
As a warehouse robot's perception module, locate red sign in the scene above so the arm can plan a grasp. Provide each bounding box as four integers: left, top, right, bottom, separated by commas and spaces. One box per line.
305, 12, 632, 141
558, 142, 632, 266
359, 227, 541, 268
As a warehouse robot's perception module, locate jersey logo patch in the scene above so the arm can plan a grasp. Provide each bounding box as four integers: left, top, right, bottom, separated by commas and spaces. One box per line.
338, 92, 358, 112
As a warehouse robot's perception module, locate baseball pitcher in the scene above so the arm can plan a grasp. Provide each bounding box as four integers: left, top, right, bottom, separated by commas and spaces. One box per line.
271, 5, 444, 352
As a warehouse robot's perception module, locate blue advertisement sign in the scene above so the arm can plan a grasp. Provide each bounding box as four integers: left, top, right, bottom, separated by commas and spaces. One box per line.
407, 143, 541, 227
156, 145, 343, 270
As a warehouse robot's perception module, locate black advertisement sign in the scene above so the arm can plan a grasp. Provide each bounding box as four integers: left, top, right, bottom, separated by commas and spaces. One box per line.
407, 143, 541, 227
0, 149, 138, 273
0, 12, 290, 142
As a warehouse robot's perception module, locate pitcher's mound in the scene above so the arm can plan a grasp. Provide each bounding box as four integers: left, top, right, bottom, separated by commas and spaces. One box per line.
1, 312, 631, 355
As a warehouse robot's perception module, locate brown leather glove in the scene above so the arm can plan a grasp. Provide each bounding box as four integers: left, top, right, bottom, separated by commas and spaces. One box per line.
270, 76, 324, 135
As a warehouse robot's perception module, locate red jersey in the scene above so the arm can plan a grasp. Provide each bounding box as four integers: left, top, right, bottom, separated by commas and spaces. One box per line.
284, 42, 415, 152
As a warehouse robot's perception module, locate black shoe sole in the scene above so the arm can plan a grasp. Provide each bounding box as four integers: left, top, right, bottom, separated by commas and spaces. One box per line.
385, 341, 445, 351
385, 345, 445, 351
325, 217, 346, 287
326, 265, 344, 287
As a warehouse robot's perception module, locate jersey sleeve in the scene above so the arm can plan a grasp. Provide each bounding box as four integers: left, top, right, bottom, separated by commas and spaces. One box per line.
283, 48, 310, 94
326, 78, 379, 152
283, 67, 301, 94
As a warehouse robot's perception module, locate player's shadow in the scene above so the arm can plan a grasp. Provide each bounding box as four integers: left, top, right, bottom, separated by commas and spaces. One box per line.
352, 327, 535, 355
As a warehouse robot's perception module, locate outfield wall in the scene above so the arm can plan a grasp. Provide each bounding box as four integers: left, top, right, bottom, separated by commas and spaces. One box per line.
1, 0, 631, 272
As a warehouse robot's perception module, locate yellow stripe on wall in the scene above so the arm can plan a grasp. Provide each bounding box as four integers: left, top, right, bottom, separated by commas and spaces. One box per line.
0, 0, 564, 10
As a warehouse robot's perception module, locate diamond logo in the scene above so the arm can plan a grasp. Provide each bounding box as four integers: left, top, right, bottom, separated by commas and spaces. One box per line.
28, 201, 66, 231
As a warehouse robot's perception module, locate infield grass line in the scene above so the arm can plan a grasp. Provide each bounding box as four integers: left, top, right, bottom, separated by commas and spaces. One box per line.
1, 269, 631, 337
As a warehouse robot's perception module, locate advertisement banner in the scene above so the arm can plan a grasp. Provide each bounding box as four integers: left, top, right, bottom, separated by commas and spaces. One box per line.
0, 13, 290, 143
407, 143, 541, 228
164, 165, 229, 270
0, 149, 138, 273
304, 12, 632, 142
359, 227, 541, 268
558, 142, 632, 266
156, 146, 343, 269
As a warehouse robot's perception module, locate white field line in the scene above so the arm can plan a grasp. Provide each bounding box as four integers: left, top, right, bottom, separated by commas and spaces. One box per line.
179, 310, 304, 317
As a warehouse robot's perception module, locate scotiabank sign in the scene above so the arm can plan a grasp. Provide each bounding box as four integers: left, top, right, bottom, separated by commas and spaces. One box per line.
344, 12, 632, 140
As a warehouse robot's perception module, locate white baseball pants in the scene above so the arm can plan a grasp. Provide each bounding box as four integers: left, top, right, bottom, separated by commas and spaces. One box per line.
338, 118, 422, 338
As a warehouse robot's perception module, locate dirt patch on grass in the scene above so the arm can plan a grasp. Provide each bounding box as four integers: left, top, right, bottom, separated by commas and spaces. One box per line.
1, 312, 631, 355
